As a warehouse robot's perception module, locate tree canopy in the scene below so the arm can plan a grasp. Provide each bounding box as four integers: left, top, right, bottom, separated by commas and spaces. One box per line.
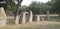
0, 0, 60, 15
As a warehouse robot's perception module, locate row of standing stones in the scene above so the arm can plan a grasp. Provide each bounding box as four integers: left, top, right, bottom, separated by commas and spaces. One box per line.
0, 7, 44, 27
15, 11, 33, 24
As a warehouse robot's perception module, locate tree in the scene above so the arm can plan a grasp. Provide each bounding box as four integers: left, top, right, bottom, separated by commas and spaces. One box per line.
19, 5, 27, 12
51, 0, 60, 16
0, 0, 16, 15
26, 1, 53, 15
0, 0, 5, 1
26, 2, 45, 15
54, 0, 60, 16
15, 0, 23, 24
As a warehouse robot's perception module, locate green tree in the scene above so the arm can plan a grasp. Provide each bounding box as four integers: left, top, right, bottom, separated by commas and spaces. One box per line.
26, 1, 53, 15
54, 0, 60, 16
19, 5, 27, 12
15, 0, 23, 24
26, 2, 45, 15
0, 0, 16, 15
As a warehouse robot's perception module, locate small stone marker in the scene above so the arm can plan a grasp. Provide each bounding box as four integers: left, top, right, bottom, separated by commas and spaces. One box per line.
0, 7, 6, 27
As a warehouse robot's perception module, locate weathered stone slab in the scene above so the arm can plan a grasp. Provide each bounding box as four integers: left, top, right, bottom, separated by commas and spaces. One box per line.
22, 12, 25, 23
37, 16, 40, 22
29, 11, 33, 22
36, 15, 40, 22
15, 15, 20, 25
22, 12, 28, 24
0, 7, 6, 27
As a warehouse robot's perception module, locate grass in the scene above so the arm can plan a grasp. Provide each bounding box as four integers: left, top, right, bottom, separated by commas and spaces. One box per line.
0, 16, 60, 29
0, 22, 60, 29
50, 16, 60, 21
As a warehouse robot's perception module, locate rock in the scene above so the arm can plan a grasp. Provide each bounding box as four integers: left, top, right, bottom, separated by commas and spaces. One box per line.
0, 7, 6, 27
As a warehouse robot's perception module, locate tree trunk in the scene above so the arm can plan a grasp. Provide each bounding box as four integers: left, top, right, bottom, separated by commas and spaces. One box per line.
15, 0, 23, 25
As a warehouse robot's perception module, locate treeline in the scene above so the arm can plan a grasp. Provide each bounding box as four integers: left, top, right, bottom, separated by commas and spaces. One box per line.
0, 0, 60, 15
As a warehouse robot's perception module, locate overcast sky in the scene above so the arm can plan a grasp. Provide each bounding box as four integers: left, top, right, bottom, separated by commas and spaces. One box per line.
21, 0, 51, 6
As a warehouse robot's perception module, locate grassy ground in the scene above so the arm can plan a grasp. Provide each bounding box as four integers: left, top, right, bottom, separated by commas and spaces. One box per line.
0, 16, 60, 29
50, 16, 60, 22
0, 21, 60, 29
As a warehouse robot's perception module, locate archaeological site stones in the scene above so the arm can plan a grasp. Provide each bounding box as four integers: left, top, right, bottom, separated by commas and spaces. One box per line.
0, 7, 6, 27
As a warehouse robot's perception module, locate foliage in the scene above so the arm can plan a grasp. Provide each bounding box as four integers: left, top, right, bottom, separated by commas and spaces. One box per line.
0, 0, 60, 15
26, 1, 54, 15
51, 0, 60, 16
0, 0, 16, 15
26, 2, 44, 15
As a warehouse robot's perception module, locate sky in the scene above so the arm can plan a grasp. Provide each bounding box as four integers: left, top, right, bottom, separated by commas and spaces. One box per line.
21, 0, 51, 6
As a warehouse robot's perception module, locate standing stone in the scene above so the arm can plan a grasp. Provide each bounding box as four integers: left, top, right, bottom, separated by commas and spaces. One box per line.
0, 7, 6, 27
22, 12, 28, 24
36, 15, 40, 22
22, 12, 25, 24
15, 15, 20, 25
29, 11, 33, 22
47, 10, 50, 21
